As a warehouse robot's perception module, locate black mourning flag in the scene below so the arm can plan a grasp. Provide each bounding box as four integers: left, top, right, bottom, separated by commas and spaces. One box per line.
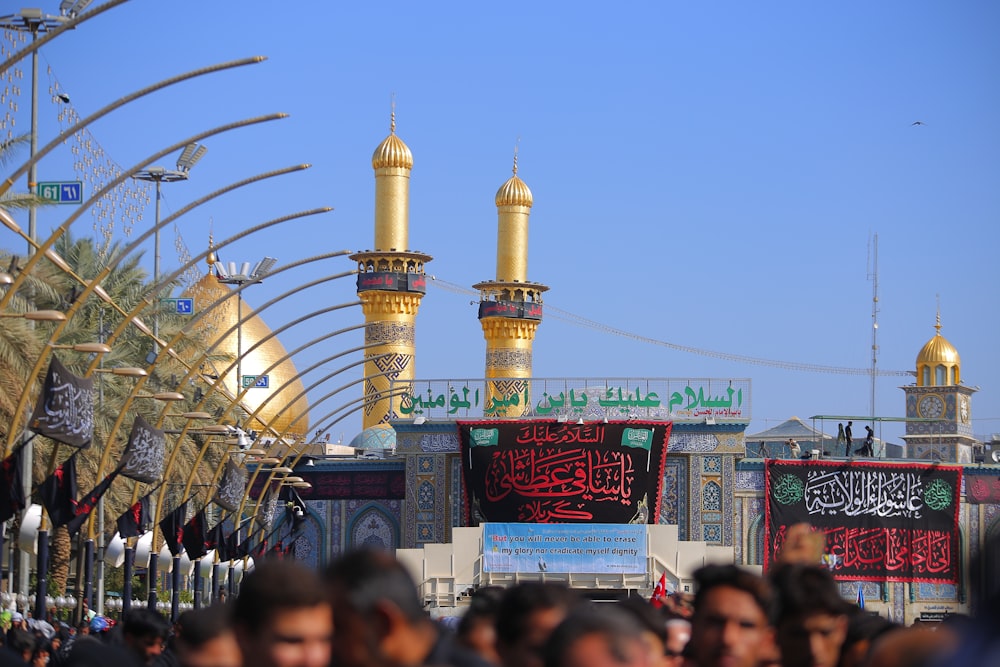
213, 461, 246, 513
65, 469, 120, 536
159, 502, 187, 557
39, 454, 80, 528
0, 444, 27, 523
30, 356, 94, 448
207, 521, 228, 560
117, 495, 152, 539
181, 509, 209, 560
119, 416, 166, 483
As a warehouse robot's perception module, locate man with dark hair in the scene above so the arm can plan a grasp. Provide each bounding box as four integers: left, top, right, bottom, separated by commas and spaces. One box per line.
544, 605, 653, 667
495, 582, 580, 667
456, 586, 504, 666
234, 559, 332, 667
324, 548, 490, 667
121, 608, 170, 666
769, 564, 850, 667
687, 564, 777, 667
173, 605, 240, 667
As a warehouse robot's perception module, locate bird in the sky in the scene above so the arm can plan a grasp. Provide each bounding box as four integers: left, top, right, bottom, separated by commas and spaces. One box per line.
911, 121, 926, 126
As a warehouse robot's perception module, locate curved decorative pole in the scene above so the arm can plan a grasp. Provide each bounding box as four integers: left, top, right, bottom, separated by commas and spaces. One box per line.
88, 213, 334, 484
0, 56, 267, 201
0, 0, 132, 77
2, 114, 290, 456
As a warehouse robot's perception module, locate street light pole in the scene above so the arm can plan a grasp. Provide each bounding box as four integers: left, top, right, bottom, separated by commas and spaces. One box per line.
133, 143, 207, 343
216, 256, 277, 401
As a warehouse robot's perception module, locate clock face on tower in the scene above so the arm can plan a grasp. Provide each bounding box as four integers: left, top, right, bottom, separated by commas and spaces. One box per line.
918, 394, 945, 419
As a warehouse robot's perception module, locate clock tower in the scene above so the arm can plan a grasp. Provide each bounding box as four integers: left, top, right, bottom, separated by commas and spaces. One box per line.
901, 312, 977, 462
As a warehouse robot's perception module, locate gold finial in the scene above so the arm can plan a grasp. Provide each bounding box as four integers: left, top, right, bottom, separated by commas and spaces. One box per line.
512, 138, 520, 176
390, 94, 396, 134
207, 226, 217, 267
935, 295, 941, 334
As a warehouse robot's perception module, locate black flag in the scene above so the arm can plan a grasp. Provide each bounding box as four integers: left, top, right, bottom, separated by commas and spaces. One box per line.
119, 416, 166, 483
159, 502, 187, 557
117, 495, 152, 539
38, 454, 80, 528
29, 356, 94, 448
65, 469, 120, 536
0, 444, 27, 523
181, 509, 209, 560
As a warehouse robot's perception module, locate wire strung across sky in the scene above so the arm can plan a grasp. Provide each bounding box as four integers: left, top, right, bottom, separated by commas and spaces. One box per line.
428, 276, 912, 377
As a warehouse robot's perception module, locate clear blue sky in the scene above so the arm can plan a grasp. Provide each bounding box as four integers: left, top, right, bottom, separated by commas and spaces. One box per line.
8, 0, 1000, 446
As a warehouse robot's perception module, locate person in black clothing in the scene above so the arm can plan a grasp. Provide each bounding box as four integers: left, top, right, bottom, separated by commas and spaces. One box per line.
844, 422, 853, 455
856, 426, 874, 457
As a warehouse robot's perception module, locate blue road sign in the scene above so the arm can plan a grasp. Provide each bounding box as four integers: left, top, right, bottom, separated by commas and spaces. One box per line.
37, 181, 83, 204
159, 297, 194, 315
242, 374, 269, 388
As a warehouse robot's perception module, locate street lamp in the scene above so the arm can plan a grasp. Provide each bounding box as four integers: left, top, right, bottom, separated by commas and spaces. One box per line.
132, 142, 207, 340
216, 256, 276, 402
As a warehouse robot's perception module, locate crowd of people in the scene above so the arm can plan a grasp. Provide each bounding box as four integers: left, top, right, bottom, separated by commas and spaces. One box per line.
1, 536, 996, 667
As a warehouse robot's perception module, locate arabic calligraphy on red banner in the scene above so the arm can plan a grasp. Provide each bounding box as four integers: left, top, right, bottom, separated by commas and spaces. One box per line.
765, 460, 961, 583
459, 420, 670, 525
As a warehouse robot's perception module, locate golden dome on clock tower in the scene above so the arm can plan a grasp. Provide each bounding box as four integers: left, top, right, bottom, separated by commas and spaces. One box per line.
915, 312, 960, 387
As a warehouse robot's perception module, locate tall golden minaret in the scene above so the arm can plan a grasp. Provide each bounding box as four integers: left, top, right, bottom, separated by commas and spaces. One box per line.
350, 112, 432, 429
473, 150, 548, 416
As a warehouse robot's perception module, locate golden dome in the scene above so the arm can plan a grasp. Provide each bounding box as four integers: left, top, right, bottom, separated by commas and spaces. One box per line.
496, 152, 533, 208
916, 318, 960, 367
182, 274, 310, 437
371, 112, 413, 170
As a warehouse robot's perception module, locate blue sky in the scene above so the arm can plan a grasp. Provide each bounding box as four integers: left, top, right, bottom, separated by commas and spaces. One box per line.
6, 0, 999, 446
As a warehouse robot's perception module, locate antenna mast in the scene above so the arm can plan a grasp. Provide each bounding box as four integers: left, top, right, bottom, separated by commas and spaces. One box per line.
868, 233, 879, 423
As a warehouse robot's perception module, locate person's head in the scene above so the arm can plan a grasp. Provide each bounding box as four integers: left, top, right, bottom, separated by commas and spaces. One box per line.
544, 605, 653, 667
456, 586, 505, 666
9, 628, 37, 662
174, 604, 241, 667
121, 609, 170, 666
837, 611, 897, 667
663, 619, 690, 667
323, 548, 436, 667
233, 559, 333, 667
770, 564, 850, 667
616, 598, 668, 667
495, 582, 580, 667
689, 564, 776, 667
31, 640, 51, 666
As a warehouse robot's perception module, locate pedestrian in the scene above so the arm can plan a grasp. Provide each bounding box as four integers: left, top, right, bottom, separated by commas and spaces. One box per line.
836, 424, 846, 456
844, 422, 853, 454
787, 439, 801, 460
857, 426, 874, 457
544, 605, 654, 667
234, 559, 332, 667
769, 564, 850, 667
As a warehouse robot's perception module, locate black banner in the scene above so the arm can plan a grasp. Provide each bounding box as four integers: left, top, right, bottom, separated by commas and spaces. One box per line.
181, 509, 209, 560
66, 469, 120, 535
39, 454, 80, 528
459, 420, 670, 525
765, 460, 962, 583
117, 495, 152, 539
159, 502, 187, 557
30, 356, 94, 448
248, 468, 406, 501
119, 416, 166, 483
0, 444, 27, 523
214, 461, 246, 512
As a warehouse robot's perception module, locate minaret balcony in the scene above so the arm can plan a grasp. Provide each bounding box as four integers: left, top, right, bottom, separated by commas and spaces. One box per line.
477, 300, 543, 321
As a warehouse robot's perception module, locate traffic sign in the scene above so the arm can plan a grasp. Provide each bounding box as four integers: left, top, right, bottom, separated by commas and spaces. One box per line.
37, 181, 83, 204
242, 374, 269, 388
159, 297, 194, 315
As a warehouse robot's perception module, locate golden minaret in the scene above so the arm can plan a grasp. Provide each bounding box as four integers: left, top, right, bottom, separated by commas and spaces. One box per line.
473, 149, 548, 416
350, 112, 432, 429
